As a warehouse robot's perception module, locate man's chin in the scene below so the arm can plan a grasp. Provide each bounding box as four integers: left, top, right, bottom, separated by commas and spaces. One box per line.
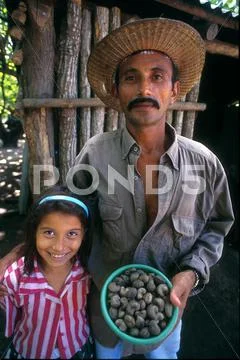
127, 115, 161, 127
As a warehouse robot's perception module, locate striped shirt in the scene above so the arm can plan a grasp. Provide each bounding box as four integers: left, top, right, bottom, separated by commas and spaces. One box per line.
0, 257, 90, 359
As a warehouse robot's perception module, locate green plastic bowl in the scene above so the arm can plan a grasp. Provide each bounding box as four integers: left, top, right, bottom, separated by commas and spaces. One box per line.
100, 264, 179, 345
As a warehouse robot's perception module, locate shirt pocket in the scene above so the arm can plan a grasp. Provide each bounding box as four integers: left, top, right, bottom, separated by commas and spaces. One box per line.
99, 201, 124, 252
171, 214, 204, 254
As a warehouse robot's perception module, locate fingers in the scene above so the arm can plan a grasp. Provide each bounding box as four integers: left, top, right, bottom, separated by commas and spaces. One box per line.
0, 284, 8, 297
170, 291, 181, 308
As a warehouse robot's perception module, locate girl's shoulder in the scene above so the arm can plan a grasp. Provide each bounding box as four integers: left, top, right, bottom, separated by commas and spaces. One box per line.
5, 257, 25, 277
3, 257, 26, 291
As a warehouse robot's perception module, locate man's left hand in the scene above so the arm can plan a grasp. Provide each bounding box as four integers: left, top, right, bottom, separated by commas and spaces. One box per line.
170, 270, 196, 315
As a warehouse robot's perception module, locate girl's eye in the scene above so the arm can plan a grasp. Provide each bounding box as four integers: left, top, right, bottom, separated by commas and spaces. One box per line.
43, 230, 55, 238
67, 231, 81, 238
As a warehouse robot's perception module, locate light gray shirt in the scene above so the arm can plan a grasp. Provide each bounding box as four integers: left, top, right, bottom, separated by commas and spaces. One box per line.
73, 123, 234, 290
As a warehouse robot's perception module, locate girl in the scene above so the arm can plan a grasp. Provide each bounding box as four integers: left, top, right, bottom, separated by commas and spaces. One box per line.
0, 186, 94, 359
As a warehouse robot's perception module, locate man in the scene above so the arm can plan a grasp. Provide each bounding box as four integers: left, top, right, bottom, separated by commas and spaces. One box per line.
0, 18, 234, 359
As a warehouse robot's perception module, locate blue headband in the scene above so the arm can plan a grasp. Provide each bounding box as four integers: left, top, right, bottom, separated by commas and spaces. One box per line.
38, 195, 89, 218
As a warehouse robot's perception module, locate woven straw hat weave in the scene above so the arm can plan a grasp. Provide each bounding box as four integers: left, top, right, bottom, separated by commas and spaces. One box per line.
87, 18, 206, 112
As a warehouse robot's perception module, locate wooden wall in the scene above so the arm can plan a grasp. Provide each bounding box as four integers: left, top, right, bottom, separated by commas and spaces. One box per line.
10, 0, 205, 209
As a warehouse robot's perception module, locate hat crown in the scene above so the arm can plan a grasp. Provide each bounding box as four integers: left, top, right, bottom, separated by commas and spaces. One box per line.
87, 18, 205, 111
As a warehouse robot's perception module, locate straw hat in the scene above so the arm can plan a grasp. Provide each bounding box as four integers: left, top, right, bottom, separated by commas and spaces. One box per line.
87, 18, 206, 112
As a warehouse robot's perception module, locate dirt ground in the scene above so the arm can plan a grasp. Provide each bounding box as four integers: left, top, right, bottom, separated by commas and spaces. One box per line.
0, 144, 239, 359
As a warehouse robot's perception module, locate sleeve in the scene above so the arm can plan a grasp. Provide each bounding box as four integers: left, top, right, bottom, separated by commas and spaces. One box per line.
178, 158, 234, 293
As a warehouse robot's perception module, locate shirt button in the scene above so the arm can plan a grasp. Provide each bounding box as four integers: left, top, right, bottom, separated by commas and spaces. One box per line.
133, 146, 139, 153
134, 175, 138, 181
137, 208, 142, 214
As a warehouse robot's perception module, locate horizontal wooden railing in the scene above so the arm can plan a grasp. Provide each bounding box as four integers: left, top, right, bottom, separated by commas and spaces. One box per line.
21, 98, 207, 111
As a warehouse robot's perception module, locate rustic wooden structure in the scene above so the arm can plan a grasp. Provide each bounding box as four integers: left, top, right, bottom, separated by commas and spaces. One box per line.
5, 0, 238, 211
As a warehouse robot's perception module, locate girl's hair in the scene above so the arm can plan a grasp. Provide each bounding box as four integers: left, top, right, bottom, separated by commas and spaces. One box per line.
23, 185, 93, 274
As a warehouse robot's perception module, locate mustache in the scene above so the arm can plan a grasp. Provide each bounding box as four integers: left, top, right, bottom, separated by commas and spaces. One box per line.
127, 96, 160, 111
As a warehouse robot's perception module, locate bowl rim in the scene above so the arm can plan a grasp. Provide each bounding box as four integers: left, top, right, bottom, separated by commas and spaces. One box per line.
100, 263, 179, 345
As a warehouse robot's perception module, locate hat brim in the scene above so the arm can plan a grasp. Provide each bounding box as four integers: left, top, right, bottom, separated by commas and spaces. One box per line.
87, 18, 206, 112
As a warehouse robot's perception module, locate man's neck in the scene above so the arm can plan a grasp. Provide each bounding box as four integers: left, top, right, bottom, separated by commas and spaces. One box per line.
126, 121, 168, 154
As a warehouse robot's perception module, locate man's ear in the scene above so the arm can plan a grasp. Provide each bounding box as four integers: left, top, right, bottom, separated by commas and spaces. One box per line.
171, 80, 180, 104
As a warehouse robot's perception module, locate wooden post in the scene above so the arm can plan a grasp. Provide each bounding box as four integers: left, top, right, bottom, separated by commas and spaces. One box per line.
118, 112, 126, 129
91, 6, 109, 136
182, 83, 200, 139
166, 110, 173, 125
19, 141, 30, 214
79, 4, 92, 150
105, 7, 121, 132
172, 96, 186, 135
56, 0, 82, 182
22, 0, 55, 192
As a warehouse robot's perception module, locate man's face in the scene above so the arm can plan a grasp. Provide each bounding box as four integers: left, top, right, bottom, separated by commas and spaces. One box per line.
113, 52, 179, 127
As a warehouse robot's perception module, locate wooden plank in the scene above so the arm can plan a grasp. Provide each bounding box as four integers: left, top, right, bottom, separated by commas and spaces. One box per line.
153, 0, 238, 30
105, 6, 121, 132
79, 5, 92, 150
56, 0, 82, 181
22, 0, 55, 191
205, 40, 238, 58
22, 98, 207, 111
91, 6, 109, 136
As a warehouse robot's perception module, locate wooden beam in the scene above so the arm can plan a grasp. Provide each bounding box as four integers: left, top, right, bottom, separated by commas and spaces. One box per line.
153, 0, 238, 30
205, 40, 238, 58
21, 98, 207, 111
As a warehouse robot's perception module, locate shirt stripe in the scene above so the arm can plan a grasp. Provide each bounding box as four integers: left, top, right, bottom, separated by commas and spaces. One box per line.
2, 257, 90, 359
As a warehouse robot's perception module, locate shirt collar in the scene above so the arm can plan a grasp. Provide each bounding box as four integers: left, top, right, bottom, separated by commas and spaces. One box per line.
18, 257, 87, 294
121, 127, 137, 159
164, 123, 179, 170
121, 122, 179, 170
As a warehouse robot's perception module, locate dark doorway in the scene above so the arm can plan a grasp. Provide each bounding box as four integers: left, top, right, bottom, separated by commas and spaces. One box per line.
194, 53, 239, 249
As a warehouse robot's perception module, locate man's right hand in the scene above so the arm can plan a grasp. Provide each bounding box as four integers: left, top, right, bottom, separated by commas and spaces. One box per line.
0, 243, 24, 297
0, 256, 10, 297
0, 284, 8, 297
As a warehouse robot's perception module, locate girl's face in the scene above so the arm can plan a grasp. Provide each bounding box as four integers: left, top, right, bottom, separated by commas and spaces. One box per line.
36, 211, 85, 272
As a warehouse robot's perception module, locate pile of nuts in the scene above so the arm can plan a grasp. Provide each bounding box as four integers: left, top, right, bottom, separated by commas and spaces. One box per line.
107, 267, 174, 338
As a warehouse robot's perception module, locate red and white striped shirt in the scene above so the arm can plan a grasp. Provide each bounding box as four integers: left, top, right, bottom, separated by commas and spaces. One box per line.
0, 257, 91, 359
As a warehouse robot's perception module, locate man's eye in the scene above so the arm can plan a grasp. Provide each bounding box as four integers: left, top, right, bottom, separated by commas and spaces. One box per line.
153, 74, 163, 80
124, 75, 135, 81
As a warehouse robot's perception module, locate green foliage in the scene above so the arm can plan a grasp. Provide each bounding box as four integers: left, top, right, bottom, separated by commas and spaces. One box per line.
199, 0, 239, 16
0, 0, 19, 120
0, 72, 18, 117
